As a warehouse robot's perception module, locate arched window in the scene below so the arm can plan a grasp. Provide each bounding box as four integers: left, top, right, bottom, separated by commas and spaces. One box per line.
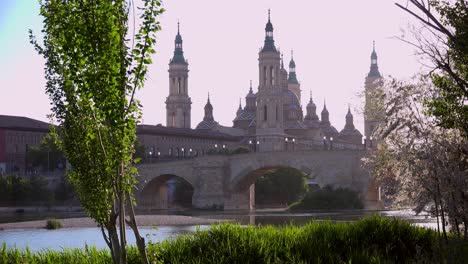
276, 104, 279, 121
171, 112, 176, 127
183, 112, 187, 127
263, 105, 267, 121
176, 148, 180, 157
169, 148, 173, 156
263, 66, 267, 85
172, 78, 176, 93
270, 66, 275, 85
177, 77, 181, 94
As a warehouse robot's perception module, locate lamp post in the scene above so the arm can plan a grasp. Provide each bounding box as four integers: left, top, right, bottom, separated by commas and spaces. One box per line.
330, 137, 333, 150
249, 140, 253, 152
323, 136, 327, 150
362, 136, 366, 149
149, 151, 153, 163
285, 137, 288, 151
256, 140, 259, 152
369, 136, 373, 148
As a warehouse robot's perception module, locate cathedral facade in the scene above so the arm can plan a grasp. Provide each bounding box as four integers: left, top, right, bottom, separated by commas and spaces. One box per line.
165, 11, 382, 152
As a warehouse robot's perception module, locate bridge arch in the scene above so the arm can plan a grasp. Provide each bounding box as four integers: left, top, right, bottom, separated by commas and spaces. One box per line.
136, 161, 196, 209
139, 174, 194, 209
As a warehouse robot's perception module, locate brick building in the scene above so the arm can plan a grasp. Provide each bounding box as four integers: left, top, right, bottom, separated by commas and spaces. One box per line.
0, 115, 49, 174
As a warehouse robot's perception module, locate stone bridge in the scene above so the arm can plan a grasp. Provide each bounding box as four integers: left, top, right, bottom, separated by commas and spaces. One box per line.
136, 150, 376, 210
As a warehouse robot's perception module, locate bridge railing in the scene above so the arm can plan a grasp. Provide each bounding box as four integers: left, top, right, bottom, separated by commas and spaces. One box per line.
295, 139, 365, 151
139, 140, 365, 164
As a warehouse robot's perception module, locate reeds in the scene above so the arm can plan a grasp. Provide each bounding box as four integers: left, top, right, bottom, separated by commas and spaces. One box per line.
2, 216, 466, 263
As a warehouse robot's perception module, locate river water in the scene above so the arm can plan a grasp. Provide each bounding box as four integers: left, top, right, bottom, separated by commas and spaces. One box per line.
0, 209, 438, 251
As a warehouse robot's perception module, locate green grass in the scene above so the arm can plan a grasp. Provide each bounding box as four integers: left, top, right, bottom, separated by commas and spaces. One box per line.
46, 218, 63, 230
2, 216, 467, 263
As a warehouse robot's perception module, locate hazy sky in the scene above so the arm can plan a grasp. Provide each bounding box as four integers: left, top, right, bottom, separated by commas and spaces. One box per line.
0, 0, 423, 133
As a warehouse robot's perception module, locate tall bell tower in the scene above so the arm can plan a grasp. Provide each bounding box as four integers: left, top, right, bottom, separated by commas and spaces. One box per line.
166, 22, 192, 128
364, 41, 383, 139
256, 10, 285, 152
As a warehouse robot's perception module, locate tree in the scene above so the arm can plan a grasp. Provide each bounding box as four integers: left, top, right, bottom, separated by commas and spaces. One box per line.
27, 133, 65, 172
364, 77, 468, 240
255, 168, 308, 206
395, 0, 468, 136
29, 1, 164, 263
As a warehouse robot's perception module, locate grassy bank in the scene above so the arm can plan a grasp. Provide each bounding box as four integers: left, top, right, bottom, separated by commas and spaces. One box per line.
2, 216, 467, 263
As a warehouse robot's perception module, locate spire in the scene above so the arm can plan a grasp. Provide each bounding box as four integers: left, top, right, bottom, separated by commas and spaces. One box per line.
245, 80, 256, 110
171, 21, 186, 64
368, 40, 381, 78
281, 53, 284, 69
237, 98, 243, 115
345, 104, 355, 129
262, 9, 276, 52
204, 93, 214, 121
288, 49, 298, 84
321, 99, 330, 125
307, 90, 315, 106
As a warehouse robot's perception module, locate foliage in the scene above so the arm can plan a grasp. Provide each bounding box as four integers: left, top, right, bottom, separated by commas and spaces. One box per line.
46, 218, 63, 230
231, 146, 251, 154
0, 175, 67, 206
29, 0, 164, 263
396, 0, 468, 136
364, 77, 468, 240
133, 140, 147, 163
289, 185, 363, 211
172, 177, 193, 208
5, 217, 465, 263
152, 216, 448, 263
255, 168, 308, 206
26, 133, 65, 172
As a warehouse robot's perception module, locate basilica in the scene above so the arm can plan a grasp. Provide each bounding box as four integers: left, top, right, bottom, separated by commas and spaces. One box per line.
165, 11, 382, 152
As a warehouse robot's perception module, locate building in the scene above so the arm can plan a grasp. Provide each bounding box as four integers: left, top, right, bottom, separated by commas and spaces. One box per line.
1, 11, 383, 173
0, 115, 49, 174
161, 11, 384, 152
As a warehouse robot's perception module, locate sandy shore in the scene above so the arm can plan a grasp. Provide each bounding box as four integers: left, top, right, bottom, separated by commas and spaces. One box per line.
0, 215, 230, 230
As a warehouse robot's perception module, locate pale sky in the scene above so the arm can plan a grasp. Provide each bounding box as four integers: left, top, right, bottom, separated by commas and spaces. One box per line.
0, 0, 423, 133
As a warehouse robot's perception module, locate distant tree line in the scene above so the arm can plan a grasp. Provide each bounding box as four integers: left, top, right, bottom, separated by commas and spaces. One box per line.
0, 175, 76, 207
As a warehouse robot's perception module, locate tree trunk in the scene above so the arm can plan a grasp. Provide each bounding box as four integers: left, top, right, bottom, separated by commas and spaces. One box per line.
118, 165, 127, 264
434, 196, 441, 237
127, 192, 150, 264
108, 221, 123, 264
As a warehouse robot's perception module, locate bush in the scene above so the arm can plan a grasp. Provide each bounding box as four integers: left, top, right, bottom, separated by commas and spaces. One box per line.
46, 218, 63, 230
154, 216, 441, 263
289, 185, 363, 211
231, 147, 250, 155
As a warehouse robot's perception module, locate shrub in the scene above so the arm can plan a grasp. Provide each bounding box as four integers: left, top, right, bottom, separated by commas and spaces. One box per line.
46, 218, 63, 230
231, 147, 250, 155
289, 185, 363, 211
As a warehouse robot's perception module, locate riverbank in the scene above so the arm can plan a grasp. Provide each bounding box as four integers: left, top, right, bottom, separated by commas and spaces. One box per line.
0, 215, 229, 230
